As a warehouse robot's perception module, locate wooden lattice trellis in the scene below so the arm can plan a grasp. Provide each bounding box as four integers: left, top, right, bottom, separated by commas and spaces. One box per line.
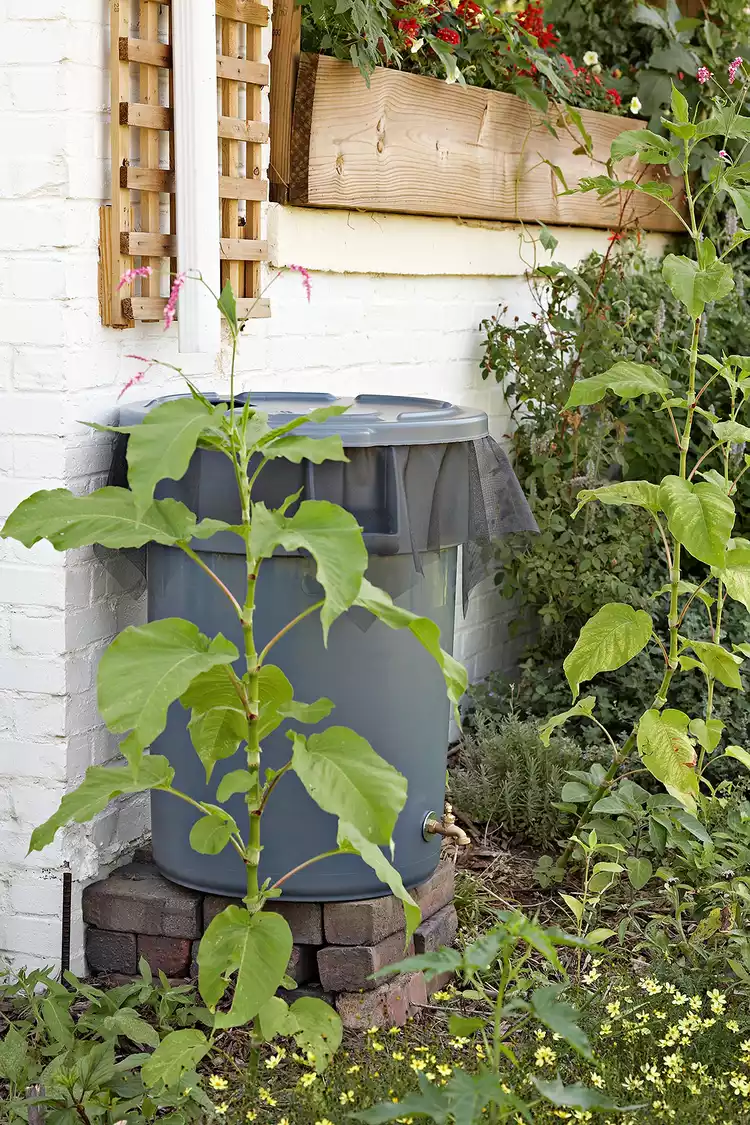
101, 0, 270, 328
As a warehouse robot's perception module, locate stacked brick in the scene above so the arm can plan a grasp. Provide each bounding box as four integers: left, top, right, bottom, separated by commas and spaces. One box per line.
82, 857, 458, 1028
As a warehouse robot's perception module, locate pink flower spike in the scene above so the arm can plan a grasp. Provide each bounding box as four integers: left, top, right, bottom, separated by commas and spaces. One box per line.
697, 66, 713, 85
117, 266, 153, 290
124, 354, 151, 363
289, 263, 312, 303
117, 371, 146, 399
164, 271, 187, 330
729, 56, 744, 83
719, 149, 731, 162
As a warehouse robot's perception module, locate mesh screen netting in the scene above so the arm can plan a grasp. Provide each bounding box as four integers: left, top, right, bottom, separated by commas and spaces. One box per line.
96, 434, 538, 614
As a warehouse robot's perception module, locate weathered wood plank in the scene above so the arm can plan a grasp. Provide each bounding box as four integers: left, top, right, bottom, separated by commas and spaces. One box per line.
219, 175, 269, 201
220, 16, 243, 295
120, 102, 173, 130
121, 231, 175, 255
236, 297, 271, 318
290, 54, 683, 233
124, 295, 271, 320
269, 0, 301, 203
120, 166, 175, 191
139, 0, 162, 296
110, 0, 133, 326
215, 0, 269, 27
217, 54, 268, 85
218, 116, 269, 143
220, 237, 268, 260
119, 36, 171, 67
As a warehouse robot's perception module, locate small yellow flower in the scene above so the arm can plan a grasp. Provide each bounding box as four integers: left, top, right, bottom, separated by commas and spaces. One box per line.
246, 1114, 256, 1123
583, 967, 600, 984
606, 1000, 621, 1018
209, 1075, 228, 1091
347, 1064, 361, 1073
340, 1090, 355, 1105
315, 1120, 337, 1125
371, 1040, 385, 1052
727, 1020, 740, 1033
437, 1064, 452, 1077
299, 1072, 317, 1089
410, 1057, 427, 1072
590, 1074, 604, 1089
708, 989, 727, 1015
534, 1045, 557, 1068
392, 1050, 405, 1061
432, 990, 452, 1001
265, 1050, 285, 1070
640, 978, 662, 996
367, 1026, 380, 1035
259, 1087, 277, 1106
215, 1104, 229, 1117
389, 1026, 401, 1034
278, 1120, 290, 1125
600, 1022, 612, 1037
449, 1037, 469, 1049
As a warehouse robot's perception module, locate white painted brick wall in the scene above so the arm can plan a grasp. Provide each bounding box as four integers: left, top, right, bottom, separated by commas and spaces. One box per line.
0, 0, 619, 968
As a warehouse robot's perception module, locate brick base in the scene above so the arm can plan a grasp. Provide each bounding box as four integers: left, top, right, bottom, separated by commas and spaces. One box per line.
83, 855, 456, 1028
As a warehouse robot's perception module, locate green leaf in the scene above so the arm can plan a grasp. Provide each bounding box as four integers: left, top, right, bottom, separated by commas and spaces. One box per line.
0, 488, 199, 550
726, 185, 750, 231
573, 480, 661, 517
713, 420, 750, 443
610, 127, 675, 163
626, 856, 653, 890
249, 500, 367, 641
535, 1077, 627, 1111
372, 947, 463, 982
716, 546, 750, 612
117, 397, 222, 514
671, 81, 689, 124
216, 769, 255, 802
684, 640, 743, 689
189, 810, 238, 855
355, 579, 468, 718
262, 433, 348, 464
257, 664, 334, 741
218, 280, 238, 333
140, 1029, 210, 1089
292, 727, 406, 846
337, 821, 421, 942
41, 997, 75, 1046
290, 997, 343, 1072
564, 604, 653, 698
561, 781, 593, 803
726, 745, 750, 772
198, 906, 293, 1028
0, 1025, 29, 1083
539, 697, 596, 745
181, 666, 246, 780
659, 476, 734, 567
637, 709, 699, 814
538, 222, 558, 253
586, 927, 617, 945
447, 1014, 486, 1036
101, 1008, 160, 1049
565, 361, 670, 408
351, 1076, 452, 1123
689, 717, 723, 754
649, 43, 699, 77
99, 618, 238, 767
560, 893, 584, 924
29, 755, 174, 852
662, 254, 734, 319
530, 985, 592, 1059
257, 996, 295, 1041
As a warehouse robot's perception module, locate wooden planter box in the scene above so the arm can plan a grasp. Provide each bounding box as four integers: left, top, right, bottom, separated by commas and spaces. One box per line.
288, 54, 682, 233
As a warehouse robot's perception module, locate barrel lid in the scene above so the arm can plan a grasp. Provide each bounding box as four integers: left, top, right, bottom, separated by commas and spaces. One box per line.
118, 392, 489, 446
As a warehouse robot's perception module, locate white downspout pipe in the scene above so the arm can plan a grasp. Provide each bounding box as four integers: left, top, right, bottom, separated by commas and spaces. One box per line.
172, 0, 221, 354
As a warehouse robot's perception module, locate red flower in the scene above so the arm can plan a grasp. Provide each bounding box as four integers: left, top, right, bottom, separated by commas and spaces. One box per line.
436, 27, 460, 45
561, 54, 577, 73
456, 0, 481, 26
606, 88, 622, 106
516, 3, 558, 50
397, 17, 421, 47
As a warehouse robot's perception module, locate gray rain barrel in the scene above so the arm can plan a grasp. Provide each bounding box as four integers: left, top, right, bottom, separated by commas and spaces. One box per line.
118, 393, 489, 900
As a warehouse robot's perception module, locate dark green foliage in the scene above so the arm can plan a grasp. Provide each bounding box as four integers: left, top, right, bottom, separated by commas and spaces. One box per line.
450, 712, 591, 847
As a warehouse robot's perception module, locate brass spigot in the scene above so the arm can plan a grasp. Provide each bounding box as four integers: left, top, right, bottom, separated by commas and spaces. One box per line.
423, 803, 470, 847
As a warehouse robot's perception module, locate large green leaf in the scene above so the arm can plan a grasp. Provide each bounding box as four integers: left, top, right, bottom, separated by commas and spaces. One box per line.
261, 433, 348, 464
564, 604, 653, 698
529, 985, 592, 1059
140, 1029, 210, 1089
337, 821, 421, 942
354, 579, 468, 718
257, 996, 295, 1041
716, 545, 750, 612
189, 809, 239, 855
0, 1025, 29, 1084
572, 480, 661, 517
198, 905, 293, 1028
659, 476, 735, 567
29, 756, 174, 853
0, 488, 199, 550
637, 709, 699, 813
113, 397, 222, 514
534, 1077, 629, 1111
564, 361, 670, 409
713, 420, 750, 444
291, 727, 407, 846
538, 697, 596, 746
257, 664, 333, 741
610, 127, 677, 164
249, 500, 367, 641
290, 997, 343, 1072
98, 619, 238, 766
662, 253, 734, 319
181, 666, 247, 780
684, 640, 743, 689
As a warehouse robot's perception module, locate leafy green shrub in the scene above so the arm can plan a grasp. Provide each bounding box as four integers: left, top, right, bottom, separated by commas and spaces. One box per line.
450, 711, 589, 847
